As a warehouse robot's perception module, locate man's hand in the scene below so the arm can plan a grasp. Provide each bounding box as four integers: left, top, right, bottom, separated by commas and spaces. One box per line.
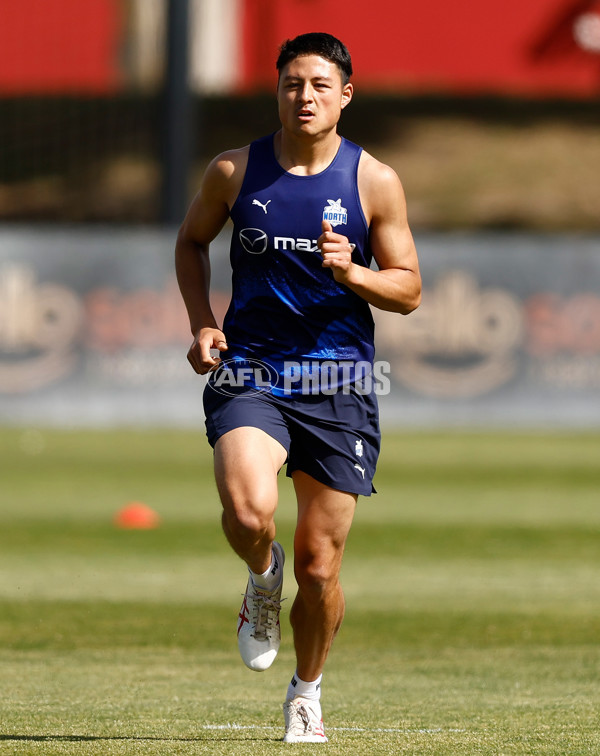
318, 220, 360, 285
187, 327, 228, 374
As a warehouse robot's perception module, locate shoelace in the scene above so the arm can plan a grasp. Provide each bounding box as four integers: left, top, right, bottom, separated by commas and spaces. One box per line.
286, 701, 321, 736
297, 704, 311, 732
242, 591, 284, 640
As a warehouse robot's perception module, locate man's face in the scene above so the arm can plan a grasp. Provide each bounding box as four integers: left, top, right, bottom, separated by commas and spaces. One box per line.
277, 54, 353, 138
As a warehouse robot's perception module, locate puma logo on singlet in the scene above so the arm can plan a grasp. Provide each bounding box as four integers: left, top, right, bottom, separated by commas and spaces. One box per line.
252, 199, 272, 214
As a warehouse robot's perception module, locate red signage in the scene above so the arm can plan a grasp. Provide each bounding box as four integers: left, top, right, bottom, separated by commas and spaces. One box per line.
239, 0, 600, 98
0, 0, 122, 94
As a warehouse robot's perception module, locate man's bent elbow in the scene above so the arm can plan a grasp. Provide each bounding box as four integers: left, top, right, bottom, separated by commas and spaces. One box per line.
397, 280, 422, 315
404, 287, 422, 314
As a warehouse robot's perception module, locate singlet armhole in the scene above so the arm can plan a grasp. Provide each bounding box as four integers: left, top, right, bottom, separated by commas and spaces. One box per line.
229, 143, 255, 213
354, 149, 370, 238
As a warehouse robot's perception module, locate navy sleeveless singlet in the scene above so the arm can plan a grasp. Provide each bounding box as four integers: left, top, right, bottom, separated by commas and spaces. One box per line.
221, 133, 375, 396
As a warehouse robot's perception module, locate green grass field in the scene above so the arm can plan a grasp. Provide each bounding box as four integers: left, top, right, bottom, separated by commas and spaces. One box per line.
1, 427, 599, 755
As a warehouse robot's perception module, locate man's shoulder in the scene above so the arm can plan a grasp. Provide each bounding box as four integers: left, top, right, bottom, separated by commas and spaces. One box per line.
200, 145, 251, 206
356, 150, 406, 224
357, 149, 400, 186
211, 132, 273, 174
208, 145, 251, 180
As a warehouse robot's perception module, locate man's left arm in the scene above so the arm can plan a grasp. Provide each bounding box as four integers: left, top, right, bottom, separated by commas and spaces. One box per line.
318, 155, 421, 314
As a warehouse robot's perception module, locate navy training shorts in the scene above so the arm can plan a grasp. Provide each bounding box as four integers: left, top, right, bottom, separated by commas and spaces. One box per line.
203, 383, 380, 497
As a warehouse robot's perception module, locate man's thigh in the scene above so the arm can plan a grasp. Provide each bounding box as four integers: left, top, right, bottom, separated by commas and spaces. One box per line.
214, 426, 288, 490
205, 387, 290, 515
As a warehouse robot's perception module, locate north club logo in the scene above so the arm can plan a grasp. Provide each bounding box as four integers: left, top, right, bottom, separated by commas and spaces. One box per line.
239, 228, 268, 255
323, 199, 348, 228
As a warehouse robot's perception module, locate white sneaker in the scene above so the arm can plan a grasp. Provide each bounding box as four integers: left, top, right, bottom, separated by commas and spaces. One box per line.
237, 541, 285, 672
283, 697, 328, 743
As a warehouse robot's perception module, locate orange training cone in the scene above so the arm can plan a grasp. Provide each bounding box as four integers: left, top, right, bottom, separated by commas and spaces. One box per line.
114, 502, 161, 530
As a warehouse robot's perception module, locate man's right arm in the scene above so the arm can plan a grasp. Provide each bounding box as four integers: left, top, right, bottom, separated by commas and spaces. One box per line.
175, 149, 246, 374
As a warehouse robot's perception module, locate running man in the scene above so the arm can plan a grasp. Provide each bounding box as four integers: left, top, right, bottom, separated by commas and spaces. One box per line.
175, 32, 421, 742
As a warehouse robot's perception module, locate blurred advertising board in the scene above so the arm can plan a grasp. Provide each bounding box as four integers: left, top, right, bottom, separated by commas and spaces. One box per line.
0, 227, 599, 428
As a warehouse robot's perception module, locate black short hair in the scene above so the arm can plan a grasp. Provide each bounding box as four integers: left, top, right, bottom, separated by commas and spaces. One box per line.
276, 32, 353, 85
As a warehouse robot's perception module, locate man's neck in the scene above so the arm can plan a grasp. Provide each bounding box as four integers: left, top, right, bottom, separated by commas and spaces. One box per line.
274, 129, 342, 176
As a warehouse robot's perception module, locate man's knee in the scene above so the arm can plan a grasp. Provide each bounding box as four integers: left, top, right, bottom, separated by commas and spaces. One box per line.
293, 542, 342, 598
221, 493, 275, 539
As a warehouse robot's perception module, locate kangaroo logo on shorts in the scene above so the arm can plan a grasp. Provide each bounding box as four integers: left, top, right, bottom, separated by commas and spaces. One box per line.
323, 199, 348, 228
239, 228, 268, 254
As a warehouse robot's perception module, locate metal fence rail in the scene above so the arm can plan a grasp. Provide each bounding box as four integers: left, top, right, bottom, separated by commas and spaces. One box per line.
1, 227, 599, 428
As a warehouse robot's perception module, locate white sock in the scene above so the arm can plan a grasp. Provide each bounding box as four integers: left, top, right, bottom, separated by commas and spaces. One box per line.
287, 671, 322, 702
249, 546, 281, 591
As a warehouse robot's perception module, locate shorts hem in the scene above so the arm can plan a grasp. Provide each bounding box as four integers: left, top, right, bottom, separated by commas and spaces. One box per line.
286, 463, 375, 497
206, 421, 290, 455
